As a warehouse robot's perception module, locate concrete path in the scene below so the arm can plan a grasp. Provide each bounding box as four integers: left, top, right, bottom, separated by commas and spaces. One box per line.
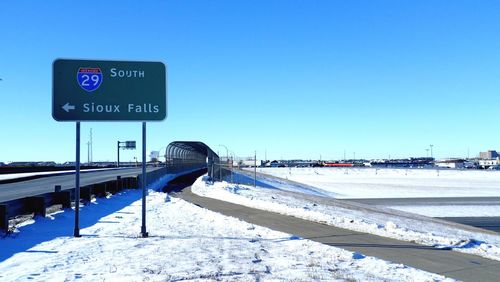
174, 187, 500, 282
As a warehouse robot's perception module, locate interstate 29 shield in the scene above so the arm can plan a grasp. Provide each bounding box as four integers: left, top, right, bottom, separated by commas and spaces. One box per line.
77, 67, 103, 92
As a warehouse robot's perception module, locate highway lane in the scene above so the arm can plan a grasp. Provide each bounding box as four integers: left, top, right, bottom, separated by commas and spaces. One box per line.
440, 217, 500, 233
344, 197, 500, 233
343, 197, 500, 206
0, 167, 159, 202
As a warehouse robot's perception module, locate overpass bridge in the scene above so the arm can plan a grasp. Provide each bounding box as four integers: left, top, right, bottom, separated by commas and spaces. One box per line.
0, 141, 222, 232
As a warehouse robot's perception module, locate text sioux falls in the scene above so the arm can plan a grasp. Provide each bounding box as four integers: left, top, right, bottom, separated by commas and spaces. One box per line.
83, 103, 160, 113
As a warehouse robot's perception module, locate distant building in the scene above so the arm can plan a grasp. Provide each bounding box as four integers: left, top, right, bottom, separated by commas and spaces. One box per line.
369, 158, 433, 168
7, 162, 37, 167
435, 159, 467, 169
480, 150, 499, 159
239, 160, 262, 167
479, 158, 500, 169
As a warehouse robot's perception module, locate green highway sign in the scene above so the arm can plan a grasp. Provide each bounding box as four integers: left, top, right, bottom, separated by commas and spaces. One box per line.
53, 59, 167, 121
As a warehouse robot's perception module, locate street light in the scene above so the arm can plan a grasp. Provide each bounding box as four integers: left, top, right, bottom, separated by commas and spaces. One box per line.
218, 144, 229, 162
228, 151, 236, 183
153, 146, 167, 166
219, 144, 229, 181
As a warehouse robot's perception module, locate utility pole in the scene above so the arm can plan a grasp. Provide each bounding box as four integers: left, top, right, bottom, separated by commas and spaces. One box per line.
90, 128, 93, 164
254, 150, 257, 188
87, 141, 91, 165
87, 128, 93, 165
117, 141, 120, 167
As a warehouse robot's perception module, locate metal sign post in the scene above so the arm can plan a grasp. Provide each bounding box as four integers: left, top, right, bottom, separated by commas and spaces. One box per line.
52, 59, 167, 237
117, 140, 137, 167
141, 122, 148, 237
74, 122, 81, 237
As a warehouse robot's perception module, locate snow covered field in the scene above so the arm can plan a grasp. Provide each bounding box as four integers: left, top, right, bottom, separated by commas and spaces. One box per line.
242, 167, 500, 217
0, 177, 453, 281
192, 174, 500, 262
251, 167, 500, 199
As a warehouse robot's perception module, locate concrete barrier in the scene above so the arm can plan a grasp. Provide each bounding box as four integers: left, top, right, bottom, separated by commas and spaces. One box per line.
0, 204, 8, 232
93, 183, 107, 198
51, 191, 71, 208
80, 186, 93, 203
23, 196, 46, 217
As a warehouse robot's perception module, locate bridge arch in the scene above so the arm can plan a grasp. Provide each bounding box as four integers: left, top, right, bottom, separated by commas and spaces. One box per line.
165, 141, 219, 178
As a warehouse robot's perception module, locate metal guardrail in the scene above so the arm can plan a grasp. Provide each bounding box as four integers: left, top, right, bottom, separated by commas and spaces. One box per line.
0, 165, 185, 233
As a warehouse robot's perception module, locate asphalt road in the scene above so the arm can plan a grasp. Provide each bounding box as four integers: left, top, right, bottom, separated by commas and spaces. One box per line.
344, 197, 500, 206
344, 197, 500, 233
175, 187, 500, 282
0, 168, 158, 202
439, 217, 500, 233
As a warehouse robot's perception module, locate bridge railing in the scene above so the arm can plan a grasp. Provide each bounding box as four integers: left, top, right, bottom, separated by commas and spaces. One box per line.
0, 166, 206, 233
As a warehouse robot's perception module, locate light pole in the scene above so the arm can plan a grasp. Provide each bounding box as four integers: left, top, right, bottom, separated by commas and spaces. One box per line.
430, 144, 434, 159
229, 152, 234, 183
218, 145, 229, 162
254, 150, 257, 188
117, 141, 121, 167
219, 145, 229, 181
425, 148, 429, 158
155, 146, 167, 166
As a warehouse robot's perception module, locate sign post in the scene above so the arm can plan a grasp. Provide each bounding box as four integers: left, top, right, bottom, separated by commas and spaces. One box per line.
141, 122, 147, 237
74, 122, 81, 237
53, 59, 167, 237
117, 140, 137, 167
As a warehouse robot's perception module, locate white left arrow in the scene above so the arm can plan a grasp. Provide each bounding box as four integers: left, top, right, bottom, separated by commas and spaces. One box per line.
62, 102, 76, 112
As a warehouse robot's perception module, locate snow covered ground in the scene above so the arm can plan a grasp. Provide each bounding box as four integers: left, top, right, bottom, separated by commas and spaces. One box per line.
0, 175, 453, 281
242, 167, 500, 217
250, 167, 500, 199
192, 174, 500, 262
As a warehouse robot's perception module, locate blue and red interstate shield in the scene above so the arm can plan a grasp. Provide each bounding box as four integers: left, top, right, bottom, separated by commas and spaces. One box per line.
77, 67, 103, 92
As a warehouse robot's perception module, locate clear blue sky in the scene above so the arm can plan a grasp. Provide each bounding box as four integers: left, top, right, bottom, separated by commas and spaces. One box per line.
1, 0, 499, 162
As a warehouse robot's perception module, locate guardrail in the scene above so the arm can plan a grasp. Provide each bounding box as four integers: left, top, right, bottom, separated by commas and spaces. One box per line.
0, 166, 194, 233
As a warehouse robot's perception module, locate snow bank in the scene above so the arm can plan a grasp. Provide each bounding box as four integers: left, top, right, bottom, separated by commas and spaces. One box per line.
192, 176, 500, 262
